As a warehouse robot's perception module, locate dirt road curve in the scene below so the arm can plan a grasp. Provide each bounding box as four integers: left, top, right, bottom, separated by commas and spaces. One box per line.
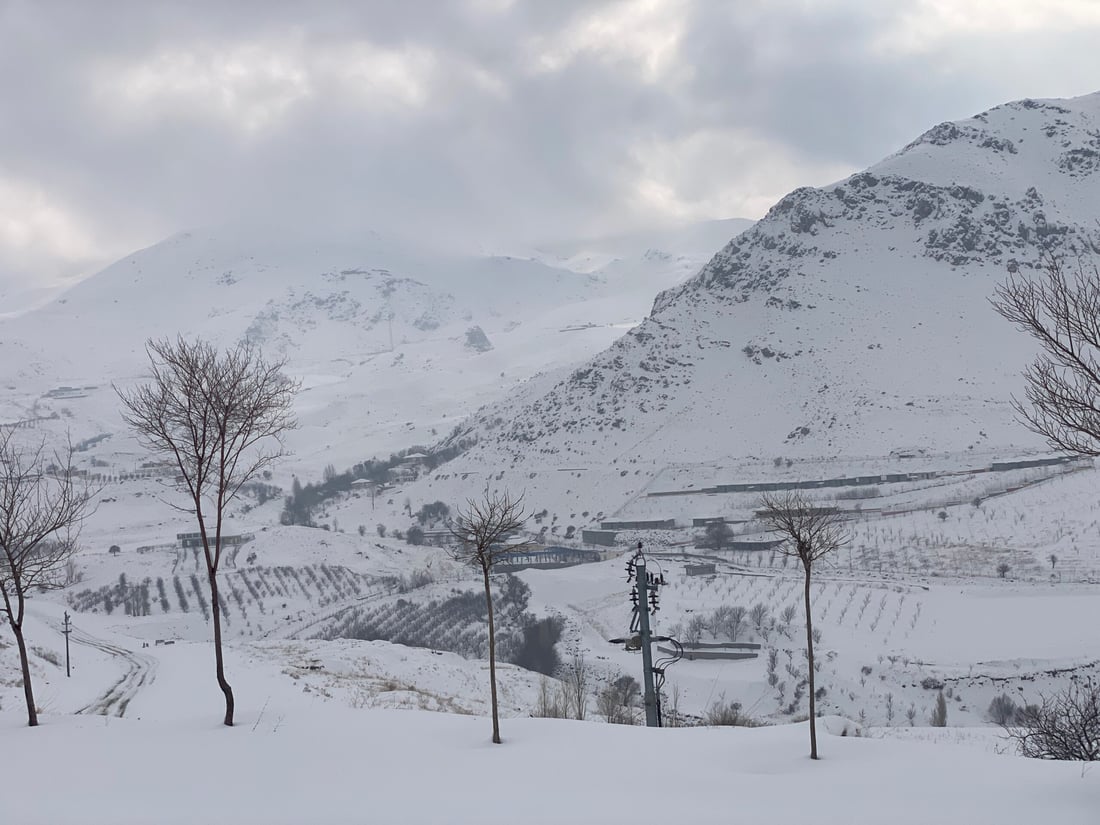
69, 627, 157, 717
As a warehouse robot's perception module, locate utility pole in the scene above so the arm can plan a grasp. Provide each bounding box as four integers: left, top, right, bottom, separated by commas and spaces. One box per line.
608, 543, 678, 727
634, 554, 659, 727
61, 611, 72, 677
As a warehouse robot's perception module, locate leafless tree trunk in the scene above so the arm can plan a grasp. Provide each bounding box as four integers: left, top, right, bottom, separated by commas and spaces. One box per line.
723, 605, 748, 641
448, 491, 528, 744
758, 490, 847, 760
561, 651, 589, 720
0, 431, 96, 726
117, 337, 297, 726
992, 250, 1100, 455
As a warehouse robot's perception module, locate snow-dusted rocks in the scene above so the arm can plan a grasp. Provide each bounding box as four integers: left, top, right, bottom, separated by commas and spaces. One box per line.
442, 93, 1100, 471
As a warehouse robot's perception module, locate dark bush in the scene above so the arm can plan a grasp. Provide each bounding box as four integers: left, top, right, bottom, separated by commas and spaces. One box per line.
598, 675, 640, 724
508, 616, 564, 676
988, 693, 1018, 725
1007, 678, 1099, 761
415, 501, 450, 525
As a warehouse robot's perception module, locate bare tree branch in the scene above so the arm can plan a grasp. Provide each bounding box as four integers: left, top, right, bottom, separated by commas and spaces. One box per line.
0, 429, 97, 726
116, 336, 297, 726
992, 249, 1100, 455
447, 490, 528, 744
758, 489, 848, 760
1006, 677, 1100, 761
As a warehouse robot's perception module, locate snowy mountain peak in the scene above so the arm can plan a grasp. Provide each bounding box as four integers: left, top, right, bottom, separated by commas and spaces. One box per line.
658, 92, 1100, 316
443, 91, 1100, 472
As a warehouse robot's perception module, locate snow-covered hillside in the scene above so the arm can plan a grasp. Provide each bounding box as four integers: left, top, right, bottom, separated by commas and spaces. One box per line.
441, 92, 1100, 476
0, 220, 750, 476
3, 93, 1100, 825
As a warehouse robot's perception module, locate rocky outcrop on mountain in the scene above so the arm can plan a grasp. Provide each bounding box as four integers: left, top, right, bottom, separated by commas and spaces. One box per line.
443, 92, 1100, 467
242, 269, 455, 353
464, 326, 493, 353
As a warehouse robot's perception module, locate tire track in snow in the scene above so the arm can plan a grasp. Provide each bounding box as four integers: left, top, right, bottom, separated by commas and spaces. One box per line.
70, 628, 157, 717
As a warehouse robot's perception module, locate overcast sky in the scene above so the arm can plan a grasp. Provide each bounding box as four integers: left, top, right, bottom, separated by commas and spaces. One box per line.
3, 0, 1100, 296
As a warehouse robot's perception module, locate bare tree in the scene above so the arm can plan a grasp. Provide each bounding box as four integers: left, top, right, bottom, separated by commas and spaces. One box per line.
560, 651, 589, 720
1006, 678, 1099, 761
759, 490, 848, 759
989, 694, 1019, 725
0, 431, 96, 726
597, 674, 640, 725
992, 250, 1100, 456
722, 605, 748, 641
749, 602, 769, 634
707, 605, 732, 638
117, 337, 297, 726
447, 490, 528, 744
532, 676, 567, 718
683, 614, 706, 646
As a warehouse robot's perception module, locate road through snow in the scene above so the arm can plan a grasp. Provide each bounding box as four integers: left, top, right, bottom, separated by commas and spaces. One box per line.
69, 627, 157, 717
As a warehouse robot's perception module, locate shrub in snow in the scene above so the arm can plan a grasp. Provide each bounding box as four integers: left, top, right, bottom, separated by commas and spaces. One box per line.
510, 616, 564, 676
597, 675, 640, 725
532, 677, 568, 719
988, 694, 1019, 726
704, 697, 762, 727
930, 691, 948, 727
1006, 679, 1099, 761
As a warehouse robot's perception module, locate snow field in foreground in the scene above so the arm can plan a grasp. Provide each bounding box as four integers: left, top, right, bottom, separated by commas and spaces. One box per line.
2, 708, 1096, 825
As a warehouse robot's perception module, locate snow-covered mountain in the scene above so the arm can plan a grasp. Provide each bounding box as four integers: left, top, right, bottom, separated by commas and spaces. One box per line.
0, 219, 749, 474
4, 93, 1100, 822
529, 217, 755, 280
439, 92, 1100, 473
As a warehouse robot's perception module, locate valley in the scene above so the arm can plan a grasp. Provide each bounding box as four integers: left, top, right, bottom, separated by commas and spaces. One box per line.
2, 91, 1099, 823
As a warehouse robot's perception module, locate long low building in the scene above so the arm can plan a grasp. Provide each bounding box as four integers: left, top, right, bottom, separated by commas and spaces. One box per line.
495, 546, 601, 571
581, 529, 618, 546
599, 519, 676, 530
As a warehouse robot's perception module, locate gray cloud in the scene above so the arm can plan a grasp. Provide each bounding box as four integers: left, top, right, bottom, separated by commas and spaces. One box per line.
1, 0, 1099, 298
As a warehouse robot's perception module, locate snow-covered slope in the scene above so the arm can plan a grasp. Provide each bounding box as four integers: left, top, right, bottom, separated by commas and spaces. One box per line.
442, 92, 1100, 473
5, 706, 1096, 825
0, 219, 750, 474
529, 217, 756, 281
1, 226, 594, 373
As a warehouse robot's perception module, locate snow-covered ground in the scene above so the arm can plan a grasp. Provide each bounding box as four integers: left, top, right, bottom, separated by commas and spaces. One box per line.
3, 95, 1100, 824
3, 693, 1096, 824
